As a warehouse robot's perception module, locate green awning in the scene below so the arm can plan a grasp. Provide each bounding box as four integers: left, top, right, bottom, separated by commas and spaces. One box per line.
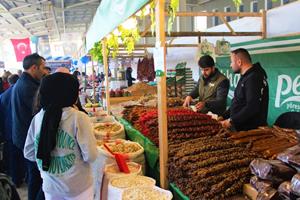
85, 0, 149, 53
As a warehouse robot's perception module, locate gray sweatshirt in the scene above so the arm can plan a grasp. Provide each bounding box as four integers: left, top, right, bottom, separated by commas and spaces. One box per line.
24, 107, 98, 197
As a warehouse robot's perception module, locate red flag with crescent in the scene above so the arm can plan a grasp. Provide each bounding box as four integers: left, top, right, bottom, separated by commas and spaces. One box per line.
11, 38, 32, 62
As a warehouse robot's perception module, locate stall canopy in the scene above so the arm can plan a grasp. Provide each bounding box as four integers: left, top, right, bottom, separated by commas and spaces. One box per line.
86, 0, 149, 53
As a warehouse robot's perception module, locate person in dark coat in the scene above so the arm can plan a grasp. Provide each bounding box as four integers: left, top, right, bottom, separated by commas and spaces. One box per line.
183, 55, 230, 116
221, 48, 269, 131
0, 78, 3, 94
126, 67, 136, 87
11, 53, 46, 200
0, 74, 25, 186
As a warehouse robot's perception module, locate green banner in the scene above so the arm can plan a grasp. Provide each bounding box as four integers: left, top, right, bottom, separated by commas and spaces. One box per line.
217, 51, 300, 125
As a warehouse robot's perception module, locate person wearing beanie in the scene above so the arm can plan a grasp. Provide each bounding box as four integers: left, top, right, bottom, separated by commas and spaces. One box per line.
24, 73, 98, 199
183, 55, 229, 115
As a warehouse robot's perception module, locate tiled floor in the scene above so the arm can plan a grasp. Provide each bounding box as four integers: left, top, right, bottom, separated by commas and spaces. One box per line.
16, 184, 28, 200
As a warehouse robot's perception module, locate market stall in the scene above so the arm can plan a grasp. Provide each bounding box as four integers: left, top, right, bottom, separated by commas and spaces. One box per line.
84, 0, 300, 200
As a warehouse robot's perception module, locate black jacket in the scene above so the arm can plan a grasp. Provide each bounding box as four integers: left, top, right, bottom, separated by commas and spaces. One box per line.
0, 86, 14, 142
225, 63, 269, 131
126, 68, 136, 87
11, 72, 40, 150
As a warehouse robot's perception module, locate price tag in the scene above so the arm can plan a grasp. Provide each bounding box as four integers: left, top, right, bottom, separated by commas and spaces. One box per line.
153, 47, 165, 71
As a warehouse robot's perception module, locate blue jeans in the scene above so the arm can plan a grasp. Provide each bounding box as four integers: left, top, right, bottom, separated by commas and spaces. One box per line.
26, 160, 44, 200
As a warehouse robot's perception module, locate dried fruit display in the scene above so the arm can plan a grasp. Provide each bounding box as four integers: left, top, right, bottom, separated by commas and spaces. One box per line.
125, 82, 156, 96
122, 187, 172, 200
123, 106, 222, 146
105, 163, 141, 174
168, 137, 261, 200
110, 175, 155, 189
122, 105, 155, 127
137, 57, 155, 82
94, 123, 121, 133
229, 126, 298, 158
106, 142, 141, 154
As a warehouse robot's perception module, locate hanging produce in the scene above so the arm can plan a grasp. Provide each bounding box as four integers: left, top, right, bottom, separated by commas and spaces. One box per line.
107, 33, 119, 58
167, 0, 179, 35
198, 39, 215, 60
137, 56, 155, 82
119, 17, 141, 54
150, 1, 156, 35
216, 39, 231, 55
89, 41, 103, 64
233, 0, 243, 8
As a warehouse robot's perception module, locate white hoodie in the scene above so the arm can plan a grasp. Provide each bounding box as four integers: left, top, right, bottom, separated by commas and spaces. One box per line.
24, 107, 98, 197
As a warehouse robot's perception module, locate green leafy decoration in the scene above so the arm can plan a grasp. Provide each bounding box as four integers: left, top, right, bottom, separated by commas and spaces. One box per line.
150, 1, 156, 35
167, 0, 179, 35
119, 24, 140, 54
90, 42, 103, 64
107, 33, 119, 58
233, 0, 243, 8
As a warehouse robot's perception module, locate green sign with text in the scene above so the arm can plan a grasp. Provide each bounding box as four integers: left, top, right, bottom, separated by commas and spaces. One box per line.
217, 51, 300, 125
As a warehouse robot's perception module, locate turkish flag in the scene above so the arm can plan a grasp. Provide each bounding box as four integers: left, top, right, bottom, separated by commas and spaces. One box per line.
11, 38, 32, 62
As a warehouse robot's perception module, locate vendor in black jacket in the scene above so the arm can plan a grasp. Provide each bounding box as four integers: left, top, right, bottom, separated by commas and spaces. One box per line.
221, 48, 269, 131
183, 55, 229, 116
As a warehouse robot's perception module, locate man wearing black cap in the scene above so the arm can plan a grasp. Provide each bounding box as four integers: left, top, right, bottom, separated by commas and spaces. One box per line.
183, 55, 229, 116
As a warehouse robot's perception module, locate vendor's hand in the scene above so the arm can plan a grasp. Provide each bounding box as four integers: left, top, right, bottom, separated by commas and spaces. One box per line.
221, 119, 231, 129
183, 96, 192, 107
195, 101, 205, 111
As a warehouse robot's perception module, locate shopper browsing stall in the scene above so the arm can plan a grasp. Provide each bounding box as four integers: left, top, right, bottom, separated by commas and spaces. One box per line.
11, 53, 47, 200
126, 67, 136, 87
221, 48, 269, 131
0, 74, 23, 186
24, 73, 98, 200
183, 55, 229, 116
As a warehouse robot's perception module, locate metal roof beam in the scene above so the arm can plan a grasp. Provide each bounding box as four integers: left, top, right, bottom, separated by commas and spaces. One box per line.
9, 0, 49, 12
50, 4, 60, 40
61, 0, 65, 33
64, 0, 98, 10
0, 3, 32, 36
24, 18, 53, 27
18, 12, 50, 20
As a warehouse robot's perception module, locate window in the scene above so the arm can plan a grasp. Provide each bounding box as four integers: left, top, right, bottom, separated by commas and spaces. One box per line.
194, 16, 207, 31
265, 0, 273, 9
239, 4, 245, 12
237, 4, 244, 19
212, 9, 219, 26
251, 1, 258, 12
281, 0, 289, 5
224, 6, 231, 22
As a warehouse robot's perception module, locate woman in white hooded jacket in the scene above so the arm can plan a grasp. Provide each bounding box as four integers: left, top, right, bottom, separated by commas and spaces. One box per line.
24, 73, 98, 200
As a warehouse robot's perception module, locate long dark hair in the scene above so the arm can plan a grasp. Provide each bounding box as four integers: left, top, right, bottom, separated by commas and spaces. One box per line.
36, 73, 79, 171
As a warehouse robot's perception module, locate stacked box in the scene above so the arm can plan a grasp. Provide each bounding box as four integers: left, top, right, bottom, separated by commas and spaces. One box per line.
166, 64, 195, 98
185, 68, 195, 96
175, 68, 194, 98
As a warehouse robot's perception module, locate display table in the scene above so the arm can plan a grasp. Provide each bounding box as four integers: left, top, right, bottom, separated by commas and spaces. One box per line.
118, 118, 189, 200
108, 96, 141, 105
